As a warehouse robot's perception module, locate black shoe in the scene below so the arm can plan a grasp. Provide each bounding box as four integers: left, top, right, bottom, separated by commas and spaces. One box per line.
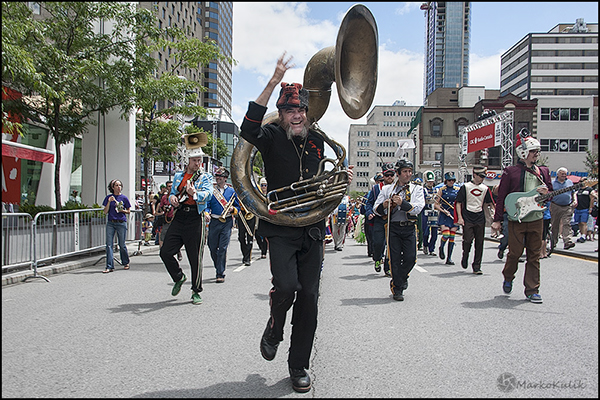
393, 292, 404, 301
497, 248, 504, 259
461, 258, 468, 269
445, 259, 455, 265
260, 321, 280, 361
473, 269, 483, 275
564, 242, 576, 250
384, 270, 392, 277
289, 368, 311, 393
439, 245, 445, 260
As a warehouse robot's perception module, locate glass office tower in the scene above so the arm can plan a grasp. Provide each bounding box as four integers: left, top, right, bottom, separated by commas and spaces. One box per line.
423, 2, 471, 101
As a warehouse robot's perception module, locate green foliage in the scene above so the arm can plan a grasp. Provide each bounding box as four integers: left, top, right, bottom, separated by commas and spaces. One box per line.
18, 203, 54, 217
62, 200, 89, 210
3, 2, 235, 212
584, 149, 598, 179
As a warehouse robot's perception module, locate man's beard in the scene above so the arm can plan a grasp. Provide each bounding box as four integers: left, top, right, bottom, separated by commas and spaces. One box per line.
283, 123, 308, 141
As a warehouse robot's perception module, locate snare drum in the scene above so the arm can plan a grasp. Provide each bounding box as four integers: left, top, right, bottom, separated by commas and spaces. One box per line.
424, 210, 439, 227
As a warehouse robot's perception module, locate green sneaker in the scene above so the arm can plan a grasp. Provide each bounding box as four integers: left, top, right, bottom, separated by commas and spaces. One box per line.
171, 273, 187, 296
191, 292, 203, 305
374, 260, 381, 273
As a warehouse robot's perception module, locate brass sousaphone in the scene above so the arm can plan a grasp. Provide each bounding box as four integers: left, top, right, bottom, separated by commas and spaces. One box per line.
231, 4, 378, 227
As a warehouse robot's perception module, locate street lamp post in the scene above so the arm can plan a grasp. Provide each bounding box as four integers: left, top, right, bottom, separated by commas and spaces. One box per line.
359, 147, 384, 166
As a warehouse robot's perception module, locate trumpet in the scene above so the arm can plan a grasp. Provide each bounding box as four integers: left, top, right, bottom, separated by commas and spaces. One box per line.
218, 196, 237, 222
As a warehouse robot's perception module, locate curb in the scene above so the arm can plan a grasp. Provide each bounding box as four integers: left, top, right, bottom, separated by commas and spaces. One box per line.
2, 243, 161, 287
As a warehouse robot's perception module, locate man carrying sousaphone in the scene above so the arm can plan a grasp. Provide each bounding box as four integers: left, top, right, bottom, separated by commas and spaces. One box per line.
239, 53, 353, 393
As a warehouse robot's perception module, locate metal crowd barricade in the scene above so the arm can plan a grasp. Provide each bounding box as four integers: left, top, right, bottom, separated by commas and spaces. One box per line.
2, 212, 34, 273
2, 208, 144, 283
27, 208, 107, 282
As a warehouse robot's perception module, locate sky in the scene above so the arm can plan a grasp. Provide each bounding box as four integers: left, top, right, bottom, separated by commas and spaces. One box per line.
230, 2, 598, 150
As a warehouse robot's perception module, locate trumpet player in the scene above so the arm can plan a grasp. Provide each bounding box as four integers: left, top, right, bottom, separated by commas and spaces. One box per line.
207, 167, 240, 283
240, 53, 353, 393
434, 172, 461, 265
373, 159, 425, 301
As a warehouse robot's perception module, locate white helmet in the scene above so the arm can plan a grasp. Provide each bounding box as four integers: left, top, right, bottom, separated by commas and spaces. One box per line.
187, 147, 205, 160
423, 170, 435, 182
515, 128, 540, 160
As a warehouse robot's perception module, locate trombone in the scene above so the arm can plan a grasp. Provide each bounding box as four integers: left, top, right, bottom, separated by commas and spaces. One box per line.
237, 201, 254, 237
434, 192, 455, 217
218, 196, 237, 222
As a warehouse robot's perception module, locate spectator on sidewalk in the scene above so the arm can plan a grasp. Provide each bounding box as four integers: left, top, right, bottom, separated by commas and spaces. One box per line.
574, 177, 596, 243
102, 179, 131, 273
550, 167, 576, 251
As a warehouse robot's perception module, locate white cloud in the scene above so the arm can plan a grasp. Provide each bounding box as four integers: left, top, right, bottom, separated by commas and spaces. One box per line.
231, 3, 426, 152
469, 52, 503, 90
395, 2, 424, 16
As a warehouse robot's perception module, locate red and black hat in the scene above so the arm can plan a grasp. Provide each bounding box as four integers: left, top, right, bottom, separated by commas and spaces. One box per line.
276, 82, 309, 110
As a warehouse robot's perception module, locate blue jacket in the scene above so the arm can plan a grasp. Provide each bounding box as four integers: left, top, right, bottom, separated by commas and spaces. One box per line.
170, 170, 213, 214
207, 185, 240, 217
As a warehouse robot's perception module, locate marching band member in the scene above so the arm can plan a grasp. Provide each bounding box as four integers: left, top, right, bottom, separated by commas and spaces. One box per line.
374, 159, 425, 301
331, 195, 350, 251
421, 170, 439, 256
491, 129, 552, 303
435, 172, 460, 265
206, 167, 240, 283
255, 178, 269, 259
236, 200, 256, 266
160, 147, 213, 305
366, 164, 396, 276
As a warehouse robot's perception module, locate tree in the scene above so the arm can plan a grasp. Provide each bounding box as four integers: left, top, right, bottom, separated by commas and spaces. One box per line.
134, 24, 232, 210
584, 149, 598, 179
2, 2, 160, 209
2, 2, 234, 211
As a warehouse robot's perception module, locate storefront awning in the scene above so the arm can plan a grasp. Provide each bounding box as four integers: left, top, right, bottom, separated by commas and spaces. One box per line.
2, 140, 55, 163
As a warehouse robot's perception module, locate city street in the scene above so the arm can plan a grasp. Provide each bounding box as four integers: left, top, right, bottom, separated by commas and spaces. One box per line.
2, 231, 598, 398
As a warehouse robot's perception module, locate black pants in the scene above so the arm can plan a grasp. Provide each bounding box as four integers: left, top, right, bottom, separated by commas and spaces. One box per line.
364, 218, 374, 256
388, 223, 417, 295
237, 215, 256, 263
267, 228, 323, 370
160, 209, 206, 293
461, 221, 485, 270
371, 217, 387, 262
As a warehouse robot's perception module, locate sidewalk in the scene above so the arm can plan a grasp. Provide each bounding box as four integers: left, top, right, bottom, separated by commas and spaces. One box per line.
3, 228, 597, 287
1, 241, 162, 287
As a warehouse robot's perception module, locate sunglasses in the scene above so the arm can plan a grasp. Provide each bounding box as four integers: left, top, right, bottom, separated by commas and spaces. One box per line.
383, 173, 395, 177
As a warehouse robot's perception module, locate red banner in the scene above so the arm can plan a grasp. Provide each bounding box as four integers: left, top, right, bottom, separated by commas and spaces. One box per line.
466, 123, 496, 154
